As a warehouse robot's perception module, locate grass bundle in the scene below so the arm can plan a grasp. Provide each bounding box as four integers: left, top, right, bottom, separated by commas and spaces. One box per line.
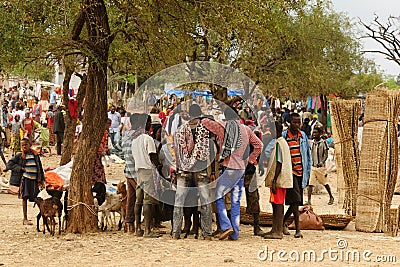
356, 88, 400, 232
330, 100, 361, 216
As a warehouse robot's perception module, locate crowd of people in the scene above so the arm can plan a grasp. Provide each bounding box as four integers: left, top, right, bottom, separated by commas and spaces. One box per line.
1, 84, 66, 157
1, 84, 336, 240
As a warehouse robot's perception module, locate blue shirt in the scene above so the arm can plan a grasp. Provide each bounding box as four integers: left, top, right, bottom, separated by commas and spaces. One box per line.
282, 112, 290, 123
265, 138, 276, 161
50, 91, 57, 104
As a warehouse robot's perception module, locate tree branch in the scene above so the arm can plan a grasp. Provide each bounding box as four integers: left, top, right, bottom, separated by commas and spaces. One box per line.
360, 16, 400, 67
71, 10, 86, 41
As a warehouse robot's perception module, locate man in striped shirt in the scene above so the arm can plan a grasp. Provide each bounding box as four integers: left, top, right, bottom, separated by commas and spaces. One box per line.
121, 112, 137, 234
282, 113, 311, 238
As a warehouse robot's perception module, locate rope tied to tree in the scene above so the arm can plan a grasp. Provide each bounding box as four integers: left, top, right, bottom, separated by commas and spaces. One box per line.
67, 198, 98, 217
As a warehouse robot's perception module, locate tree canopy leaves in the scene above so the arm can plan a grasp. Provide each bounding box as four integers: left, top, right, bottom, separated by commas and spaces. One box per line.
0, 0, 382, 97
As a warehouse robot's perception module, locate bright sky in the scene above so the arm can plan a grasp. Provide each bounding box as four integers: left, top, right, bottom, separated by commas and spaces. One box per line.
331, 0, 400, 76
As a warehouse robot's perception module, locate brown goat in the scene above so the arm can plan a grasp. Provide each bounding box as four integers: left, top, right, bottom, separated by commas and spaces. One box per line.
116, 181, 127, 231
34, 197, 63, 236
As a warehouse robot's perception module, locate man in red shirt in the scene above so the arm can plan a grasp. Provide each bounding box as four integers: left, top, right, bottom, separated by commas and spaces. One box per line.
202, 107, 262, 240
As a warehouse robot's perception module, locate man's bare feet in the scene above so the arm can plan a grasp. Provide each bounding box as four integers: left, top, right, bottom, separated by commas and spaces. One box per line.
23, 220, 33, 225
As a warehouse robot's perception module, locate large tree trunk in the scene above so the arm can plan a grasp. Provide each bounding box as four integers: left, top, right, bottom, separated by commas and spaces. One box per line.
67, 0, 110, 233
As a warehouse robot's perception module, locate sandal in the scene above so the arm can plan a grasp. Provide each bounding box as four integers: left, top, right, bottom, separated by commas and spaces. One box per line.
254, 227, 265, 237
283, 224, 290, 235
23, 220, 33, 225
219, 228, 234, 240
143, 232, 162, 238
135, 229, 144, 237
294, 231, 303, 238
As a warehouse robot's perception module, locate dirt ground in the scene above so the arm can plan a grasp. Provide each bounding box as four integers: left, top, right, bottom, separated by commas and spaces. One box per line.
1, 149, 400, 267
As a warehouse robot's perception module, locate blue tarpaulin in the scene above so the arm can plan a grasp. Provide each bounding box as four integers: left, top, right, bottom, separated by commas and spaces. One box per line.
164, 89, 186, 98
227, 89, 244, 96
164, 89, 244, 98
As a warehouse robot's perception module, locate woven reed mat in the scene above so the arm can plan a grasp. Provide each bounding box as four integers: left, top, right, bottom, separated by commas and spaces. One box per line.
331, 100, 360, 216
356, 88, 400, 232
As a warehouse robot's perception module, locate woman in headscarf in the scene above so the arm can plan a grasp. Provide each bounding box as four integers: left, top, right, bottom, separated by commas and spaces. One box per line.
92, 118, 111, 186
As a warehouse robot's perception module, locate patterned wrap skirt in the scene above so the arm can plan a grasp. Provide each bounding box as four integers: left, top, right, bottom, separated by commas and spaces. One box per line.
48, 117, 55, 145
92, 151, 106, 185
10, 135, 21, 153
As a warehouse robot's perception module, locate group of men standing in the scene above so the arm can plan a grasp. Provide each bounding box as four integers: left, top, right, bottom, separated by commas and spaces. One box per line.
119, 103, 264, 239
118, 99, 334, 241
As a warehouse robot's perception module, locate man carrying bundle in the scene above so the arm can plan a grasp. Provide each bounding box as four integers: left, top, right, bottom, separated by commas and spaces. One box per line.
264, 121, 293, 239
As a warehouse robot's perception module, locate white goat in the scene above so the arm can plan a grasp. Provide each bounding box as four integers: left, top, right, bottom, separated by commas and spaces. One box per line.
98, 191, 122, 230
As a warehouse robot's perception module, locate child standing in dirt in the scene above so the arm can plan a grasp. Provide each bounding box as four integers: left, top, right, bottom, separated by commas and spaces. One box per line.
306, 126, 334, 205
6, 138, 45, 225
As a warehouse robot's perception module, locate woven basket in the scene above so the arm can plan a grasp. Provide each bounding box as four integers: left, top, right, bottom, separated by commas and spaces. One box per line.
240, 206, 353, 230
